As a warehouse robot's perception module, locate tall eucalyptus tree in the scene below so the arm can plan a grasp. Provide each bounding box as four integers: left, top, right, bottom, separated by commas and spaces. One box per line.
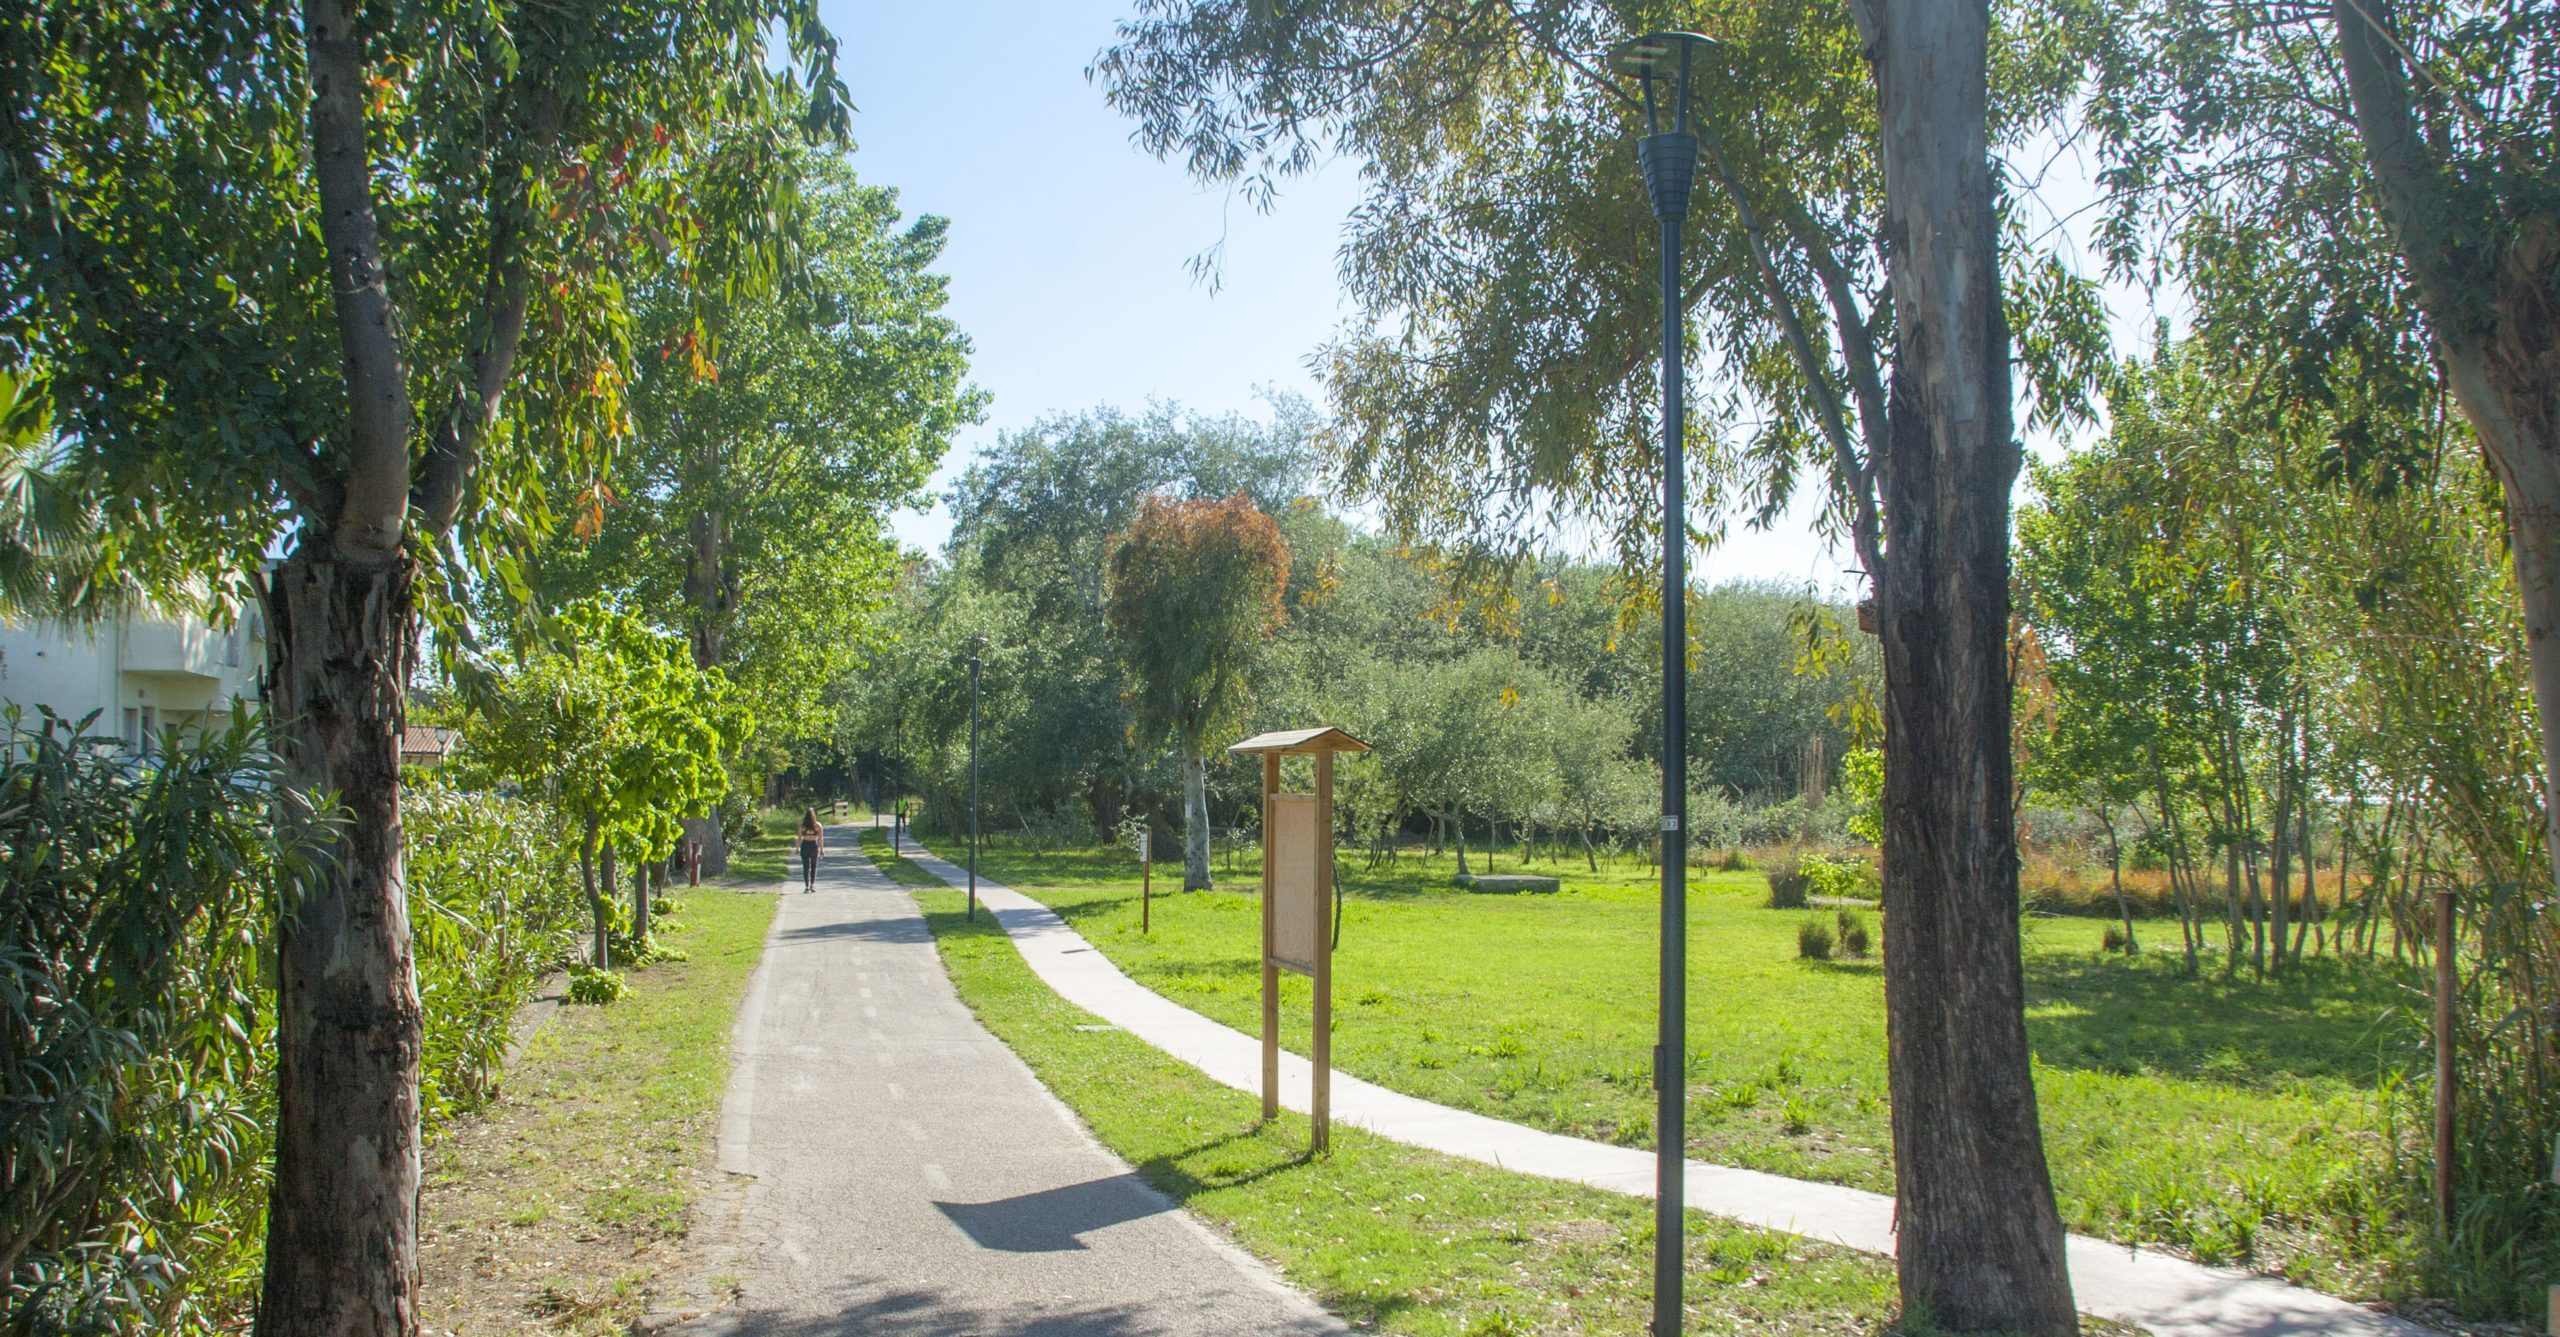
530, 144, 980, 870
1098, 1, 2090, 1327
0, 4, 846, 1331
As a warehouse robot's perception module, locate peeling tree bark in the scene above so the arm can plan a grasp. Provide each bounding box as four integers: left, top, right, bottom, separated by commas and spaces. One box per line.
1862, 0, 2077, 1330
257, 554, 423, 1337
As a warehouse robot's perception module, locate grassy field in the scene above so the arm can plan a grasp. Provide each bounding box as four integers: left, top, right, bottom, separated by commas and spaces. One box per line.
885, 851, 1920, 1335
419, 889, 775, 1333
916, 833, 2425, 1301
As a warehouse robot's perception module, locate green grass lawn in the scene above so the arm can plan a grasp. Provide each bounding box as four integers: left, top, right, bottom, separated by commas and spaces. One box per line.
897, 865, 1916, 1335
918, 833, 2424, 1301
421, 889, 775, 1332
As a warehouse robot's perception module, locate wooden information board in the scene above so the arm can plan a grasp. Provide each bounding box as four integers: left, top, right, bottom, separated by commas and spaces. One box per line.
1229, 725, 1371, 1154
1268, 795, 1323, 976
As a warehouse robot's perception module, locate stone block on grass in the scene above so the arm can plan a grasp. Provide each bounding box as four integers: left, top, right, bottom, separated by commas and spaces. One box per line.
1456, 873, 1561, 894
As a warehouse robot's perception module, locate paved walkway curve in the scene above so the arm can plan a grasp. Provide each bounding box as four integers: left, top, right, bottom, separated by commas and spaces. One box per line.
691, 829, 1343, 1337
889, 842, 2428, 1337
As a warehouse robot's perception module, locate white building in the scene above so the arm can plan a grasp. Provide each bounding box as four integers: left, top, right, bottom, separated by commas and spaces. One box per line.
0, 608, 265, 746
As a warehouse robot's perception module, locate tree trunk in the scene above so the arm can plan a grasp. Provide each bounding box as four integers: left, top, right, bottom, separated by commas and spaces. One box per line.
2269, 709, 2294, 974
257, 5, 427, 1326
256, 552, 424, 1337
1583, 827, 1599, 873
1454, 814, 1471, 876
2098, 805, 2137, 954
1180, 749, 1212, 890
1860, 0, 2077, 1328
579, 820, 607, 969
631, 854, 650, 946
679, 505, 736, 876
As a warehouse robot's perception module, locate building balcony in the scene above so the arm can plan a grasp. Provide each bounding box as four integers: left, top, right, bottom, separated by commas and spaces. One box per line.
124, 616, 239, 683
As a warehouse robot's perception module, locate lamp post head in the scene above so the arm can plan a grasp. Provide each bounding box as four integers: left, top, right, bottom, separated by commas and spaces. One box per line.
1610, 30, 1719, 221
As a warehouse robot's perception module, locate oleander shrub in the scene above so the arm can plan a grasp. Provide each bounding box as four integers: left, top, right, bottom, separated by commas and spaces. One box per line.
1, 709, 306, 1334
407, 776, 585, 1121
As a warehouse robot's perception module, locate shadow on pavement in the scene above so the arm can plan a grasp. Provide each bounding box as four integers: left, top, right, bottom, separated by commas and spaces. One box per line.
773, 917, 933, 947
931, 1173, 1175, 1252
696, 1285, 1203, 1321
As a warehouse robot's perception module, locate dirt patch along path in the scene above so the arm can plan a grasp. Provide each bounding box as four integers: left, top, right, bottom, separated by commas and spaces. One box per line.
418, 889, 777, 1335
684, 827, 1340, 1337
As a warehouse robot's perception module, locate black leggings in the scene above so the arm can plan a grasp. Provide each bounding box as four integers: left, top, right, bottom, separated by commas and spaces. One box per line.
799, 840, 819, 882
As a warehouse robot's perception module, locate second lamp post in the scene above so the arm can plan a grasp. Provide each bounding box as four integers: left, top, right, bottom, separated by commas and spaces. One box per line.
1610, 28, 1716, 1337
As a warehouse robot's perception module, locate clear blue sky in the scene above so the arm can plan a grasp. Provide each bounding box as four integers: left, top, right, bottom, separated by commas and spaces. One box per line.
820, 2, 2142, 595
826, 2, 1366, 543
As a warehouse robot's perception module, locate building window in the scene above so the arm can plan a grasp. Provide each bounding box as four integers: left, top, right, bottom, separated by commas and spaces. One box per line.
122, 707, 139, 750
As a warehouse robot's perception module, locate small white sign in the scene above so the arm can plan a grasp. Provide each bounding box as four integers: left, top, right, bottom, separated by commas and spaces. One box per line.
1138, 830, 1152, 862
1661, 815, 1682, 832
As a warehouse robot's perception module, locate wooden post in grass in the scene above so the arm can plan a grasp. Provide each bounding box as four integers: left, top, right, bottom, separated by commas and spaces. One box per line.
2435, 885, 2457, 1235
1230, 726, 1371, 1153
1313, 749, 1334, 1148
1260, 754, 1280, 1124
1141, 828, 1153, 935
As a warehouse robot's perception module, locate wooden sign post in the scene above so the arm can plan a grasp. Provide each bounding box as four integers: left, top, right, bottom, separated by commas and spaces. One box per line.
1228, 726, 1372, 1154
1139, 828, 1153, 934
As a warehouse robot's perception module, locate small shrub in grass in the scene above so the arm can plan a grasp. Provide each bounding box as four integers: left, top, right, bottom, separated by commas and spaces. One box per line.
1718, 848, 1750, 871
567, 966, 629, 1006
1797, 916, 1834, 960
1801, 852, 1877, 901
2102, 924, 2131, 953
1766, 856, 1810, 908
1836, 909, 1872, 958
1781, 1096, 1816, 1134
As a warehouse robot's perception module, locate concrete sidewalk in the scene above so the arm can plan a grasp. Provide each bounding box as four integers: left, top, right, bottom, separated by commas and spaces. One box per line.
691, 829, 1342, 1337
894, 842, 2425, 1337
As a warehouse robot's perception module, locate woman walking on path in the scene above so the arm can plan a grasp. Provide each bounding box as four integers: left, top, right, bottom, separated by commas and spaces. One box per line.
798, 808, 824, 892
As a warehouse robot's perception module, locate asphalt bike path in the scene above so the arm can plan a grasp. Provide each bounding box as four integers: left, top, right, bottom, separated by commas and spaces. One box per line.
691, 828, 1342, 1337
890, 842, 2423, 1337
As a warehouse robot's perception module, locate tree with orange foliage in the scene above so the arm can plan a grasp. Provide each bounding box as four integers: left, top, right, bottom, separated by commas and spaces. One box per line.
1104, 491, 1289, 889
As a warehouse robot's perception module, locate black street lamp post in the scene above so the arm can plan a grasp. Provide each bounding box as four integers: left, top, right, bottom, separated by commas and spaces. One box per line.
1610, 29, 1716, 1337
969, 643, 983, 922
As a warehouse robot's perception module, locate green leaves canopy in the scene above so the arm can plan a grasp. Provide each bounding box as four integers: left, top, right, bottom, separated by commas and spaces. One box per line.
1097, 0, 2101, 579
0, 0, 848, 600
529, 144, 982, 752
464, 602, 744, 863
1105, 491, 1290, 754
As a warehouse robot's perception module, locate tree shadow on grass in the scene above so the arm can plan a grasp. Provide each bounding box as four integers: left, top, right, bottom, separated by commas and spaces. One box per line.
2021, 950, 2416, 1089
